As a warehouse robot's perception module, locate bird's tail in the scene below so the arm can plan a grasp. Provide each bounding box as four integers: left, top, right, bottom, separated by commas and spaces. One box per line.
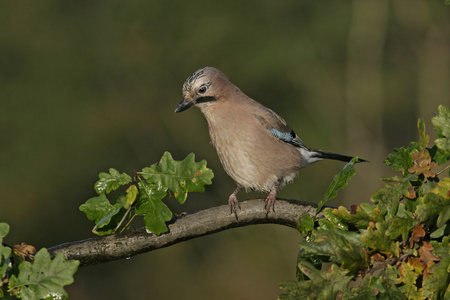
310, 149, 368, 163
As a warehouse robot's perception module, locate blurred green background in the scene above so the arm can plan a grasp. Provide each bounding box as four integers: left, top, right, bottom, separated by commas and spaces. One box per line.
1, 1, 450, 299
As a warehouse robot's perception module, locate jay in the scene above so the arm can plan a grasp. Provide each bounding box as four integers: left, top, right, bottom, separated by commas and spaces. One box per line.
175, 67, 366, 216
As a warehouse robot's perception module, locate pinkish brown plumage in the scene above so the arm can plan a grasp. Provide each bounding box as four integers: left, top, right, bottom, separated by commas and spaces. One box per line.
175, 67, 366, 217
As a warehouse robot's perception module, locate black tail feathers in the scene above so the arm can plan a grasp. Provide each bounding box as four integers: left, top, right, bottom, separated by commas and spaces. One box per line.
311, 149, 368, 163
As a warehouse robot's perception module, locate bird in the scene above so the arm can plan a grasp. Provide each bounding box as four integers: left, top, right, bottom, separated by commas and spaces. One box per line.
175, 66, 366, 216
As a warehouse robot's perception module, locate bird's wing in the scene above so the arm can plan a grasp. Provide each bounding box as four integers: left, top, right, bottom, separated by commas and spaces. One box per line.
253, 104, 307, 149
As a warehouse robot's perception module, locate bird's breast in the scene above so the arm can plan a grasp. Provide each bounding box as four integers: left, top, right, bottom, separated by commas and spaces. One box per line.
203, 108, 302, 192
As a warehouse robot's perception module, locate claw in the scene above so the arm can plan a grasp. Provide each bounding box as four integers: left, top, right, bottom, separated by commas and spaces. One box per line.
264, 180, 281, 216
228, 185, 242, 220
264, 192, 276, 215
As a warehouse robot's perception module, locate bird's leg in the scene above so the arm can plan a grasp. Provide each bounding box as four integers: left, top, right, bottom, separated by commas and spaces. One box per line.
265, 180, 281, 214
228, 185, 242, 219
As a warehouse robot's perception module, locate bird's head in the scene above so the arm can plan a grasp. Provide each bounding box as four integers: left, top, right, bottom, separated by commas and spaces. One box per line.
175, 66, 227, 113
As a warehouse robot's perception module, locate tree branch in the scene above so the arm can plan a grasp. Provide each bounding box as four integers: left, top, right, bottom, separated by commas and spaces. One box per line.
48, 199, 320, 266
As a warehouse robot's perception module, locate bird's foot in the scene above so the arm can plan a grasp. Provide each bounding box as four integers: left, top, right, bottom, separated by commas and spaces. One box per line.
228, 193, 241, 220
264, 182, 280, 215
264, 193, 276, 215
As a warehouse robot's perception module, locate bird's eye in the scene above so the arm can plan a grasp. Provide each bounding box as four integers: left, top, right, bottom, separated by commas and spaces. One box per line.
198, 86, 207, 94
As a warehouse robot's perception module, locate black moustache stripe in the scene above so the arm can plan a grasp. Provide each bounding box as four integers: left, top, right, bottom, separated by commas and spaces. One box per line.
196, 96, 216, 104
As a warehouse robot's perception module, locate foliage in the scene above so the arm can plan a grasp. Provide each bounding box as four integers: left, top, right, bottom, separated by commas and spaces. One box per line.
1, 152, 213, 298
0, 223, 79, 299
316, 157, 359, 213
80, 151, 214, 235
280, 105, 450, 299
5, 105, 450, 298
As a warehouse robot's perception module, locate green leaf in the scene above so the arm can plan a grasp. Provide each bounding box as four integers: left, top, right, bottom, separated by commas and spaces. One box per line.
331, 204, 383, 229
323, 208, 348, 230
0, 223, 11, 288
279, 263, 351, 300
418, 117, 429, 150
430, 236, 450, 258
416, 178, 450, 227
342, 284, 379, 300
299, 230, 367, 274
295, 249, 324, 282
381, 174, 418, 200
298, 214, 314, 235
430, 224, 447, 239
428, 145, 450, 165
8, 248, 79, 300
385, 203, 418, 241
435, 137, 450, 153
94, 168, 132, 195
135, 181, 172, 235
79, 193, 123, 235
423, 237, 450, 299
432, 105, 450, 138
93, 206, 122, 233
317, 157, 358, 213
432, 105, 450, 152
343, 265, 407, 300
370, 184, 402, 219
0, 222, 9, 238
397, 262, 424, 299
79, 193, 120, 223
387, 216, 418, 242
385, 142, 419, 173
361, 222, 400, 256
140, 152, 214, 204
317, 218, 334, 231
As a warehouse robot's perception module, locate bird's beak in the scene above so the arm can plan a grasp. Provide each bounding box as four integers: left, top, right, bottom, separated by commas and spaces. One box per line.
174, 98, 195, 113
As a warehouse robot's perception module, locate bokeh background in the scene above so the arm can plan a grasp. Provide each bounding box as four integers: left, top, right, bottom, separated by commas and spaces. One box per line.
1, 1, 450, 299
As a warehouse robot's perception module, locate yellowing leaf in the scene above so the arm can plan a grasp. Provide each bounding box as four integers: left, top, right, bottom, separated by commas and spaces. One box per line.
123, 184, 139, 209
361, 222, 400, 256
416, 178, 450, 227
408, 257, 426, 274
332, 204, 383, 229
397, 262, 425, 299
408, 150, 436, 178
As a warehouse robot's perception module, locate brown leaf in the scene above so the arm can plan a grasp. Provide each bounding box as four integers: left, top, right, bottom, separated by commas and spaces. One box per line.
406, 185, 416, 199
419, 242, 439, 265
350, 204, 358, 215
419, 241, 440, 279
371, 253, 385, 263
13, 242, 36, 261
409, 223, 426, 248
408, 149, 436, 178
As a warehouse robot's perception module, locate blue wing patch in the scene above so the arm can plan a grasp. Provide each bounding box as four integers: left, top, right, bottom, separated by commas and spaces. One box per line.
267, 128, 294, 143
267, 128, 307, 148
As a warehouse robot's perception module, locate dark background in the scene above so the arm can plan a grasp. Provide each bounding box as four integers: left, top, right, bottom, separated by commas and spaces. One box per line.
1, 1, 449, 299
